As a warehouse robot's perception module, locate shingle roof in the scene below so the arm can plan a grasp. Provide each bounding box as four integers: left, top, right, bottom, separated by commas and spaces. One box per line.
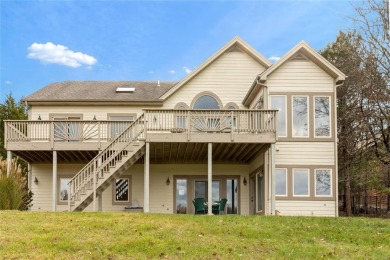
23, 81, 178, 102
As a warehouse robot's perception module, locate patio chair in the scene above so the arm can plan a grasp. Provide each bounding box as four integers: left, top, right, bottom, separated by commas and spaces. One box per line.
217, 198, 228, 215
193, 198, 207, 214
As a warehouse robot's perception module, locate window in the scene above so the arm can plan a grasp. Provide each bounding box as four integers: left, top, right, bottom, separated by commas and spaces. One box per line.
192, 93, 222, 131
193, 95, 220, 109
315, 169, 332, 196
315, 97, 331, 137
224, 103, 238, 128
113, 177, 131, 204
292, 96, 309, 137
275, 169, 287, 196
176, 179, 187, 214
293, 169, 309, 196
270, 96, 287, 137
59, 177, 71, 202
51, 115, 82, 142
109, 114, 135, 140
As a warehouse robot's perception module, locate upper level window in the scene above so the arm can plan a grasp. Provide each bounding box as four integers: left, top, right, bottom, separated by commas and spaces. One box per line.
193, 95, 220, 109
314, 97, 331, 137
270, 96, 286, 137
292, 96, 309, 137
109, 114, 135, 140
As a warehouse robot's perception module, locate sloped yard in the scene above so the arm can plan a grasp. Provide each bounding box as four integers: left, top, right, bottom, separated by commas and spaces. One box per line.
0, 211, 389, 259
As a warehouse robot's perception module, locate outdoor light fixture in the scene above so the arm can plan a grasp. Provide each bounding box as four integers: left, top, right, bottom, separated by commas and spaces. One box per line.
166, 177, 170, 186
243, 177, 247, 186
93, 115, 97, 120
37, 115, 41, 120
34, 177, 39, 184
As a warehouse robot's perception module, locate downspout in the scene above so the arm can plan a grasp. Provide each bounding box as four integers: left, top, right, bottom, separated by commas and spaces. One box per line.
334, 80, 345, 217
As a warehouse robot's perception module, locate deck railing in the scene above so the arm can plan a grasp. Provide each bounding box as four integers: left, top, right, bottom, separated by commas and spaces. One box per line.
4, 120, 134, 146
144, 109, 278, 134
4, 109, 278, 147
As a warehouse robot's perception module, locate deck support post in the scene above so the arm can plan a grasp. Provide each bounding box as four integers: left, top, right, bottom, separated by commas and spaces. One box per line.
270, 143, 276, 215
144, 142, 150, 213
97, 158, 102, 212
6, 151, 12, 176
208, 143, 213, 215
98, 193, 103, 212
52, 151, 57, 212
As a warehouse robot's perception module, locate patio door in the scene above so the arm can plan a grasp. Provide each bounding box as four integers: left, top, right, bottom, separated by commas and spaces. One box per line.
226, 178, 238, 214
53, 116, 81, 142
176, 179, 188, 214
194, 180, 220, 202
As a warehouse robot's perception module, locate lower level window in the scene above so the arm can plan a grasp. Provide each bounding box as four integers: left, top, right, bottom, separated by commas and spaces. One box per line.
293, 169, 309, 196
59, 178, 71, 202
275, 169, 287, 196
315, 169, 332, 196
115, 178, 130, 202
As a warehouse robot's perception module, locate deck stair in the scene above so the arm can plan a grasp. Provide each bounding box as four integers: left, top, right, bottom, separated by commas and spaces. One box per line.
68, 114, 146, 212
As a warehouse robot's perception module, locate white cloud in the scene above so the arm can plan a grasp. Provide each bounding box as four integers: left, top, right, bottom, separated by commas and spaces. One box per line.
268, 56, 281, 63
169, 70, 176, 74
27, 42, 97, 68
5, 80, 13, 85
183, 66, 192, 74
148, 71, 155, 74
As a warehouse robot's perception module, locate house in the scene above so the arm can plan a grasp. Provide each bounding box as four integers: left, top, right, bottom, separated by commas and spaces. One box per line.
4, 37, 346, 216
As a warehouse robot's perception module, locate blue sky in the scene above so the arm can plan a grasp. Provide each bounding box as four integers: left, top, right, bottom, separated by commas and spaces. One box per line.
0, 0, 355, 102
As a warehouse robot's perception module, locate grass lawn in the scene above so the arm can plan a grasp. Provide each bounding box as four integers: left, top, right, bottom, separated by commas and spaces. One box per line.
0, 211, 389, 259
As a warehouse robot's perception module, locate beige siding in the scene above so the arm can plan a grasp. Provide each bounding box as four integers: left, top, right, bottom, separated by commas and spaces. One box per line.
30, 106, 147, 121
30, 163, 250, 215
164, 51, 265, 109
267, 60, 334, 93
275, 142, 335, 165
275, 200, 336, 216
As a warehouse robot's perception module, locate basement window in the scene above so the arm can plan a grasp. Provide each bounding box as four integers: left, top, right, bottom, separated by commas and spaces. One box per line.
116, 87, 135, 93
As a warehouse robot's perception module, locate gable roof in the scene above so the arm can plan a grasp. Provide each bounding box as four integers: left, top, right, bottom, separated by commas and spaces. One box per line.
242, 41, 347, 106
24, 81, 177, 105
159, 36, 272, 100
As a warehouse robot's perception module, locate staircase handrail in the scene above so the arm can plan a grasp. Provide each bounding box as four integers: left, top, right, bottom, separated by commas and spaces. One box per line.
67, 114, 145, 203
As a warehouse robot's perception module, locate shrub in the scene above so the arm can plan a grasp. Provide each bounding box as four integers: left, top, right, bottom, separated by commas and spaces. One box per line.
0, 157, 33, 210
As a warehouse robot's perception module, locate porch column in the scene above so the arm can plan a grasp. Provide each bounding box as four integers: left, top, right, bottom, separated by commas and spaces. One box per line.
52, 151, 57, 212
270, 144, 276, 215
6, 151, 12, 176
144, 142, 150, 213
208, 143, 213, 215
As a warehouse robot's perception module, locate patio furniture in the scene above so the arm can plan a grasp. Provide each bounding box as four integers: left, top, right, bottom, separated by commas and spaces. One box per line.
193, 198, 207, 214
214, 198, 228, 215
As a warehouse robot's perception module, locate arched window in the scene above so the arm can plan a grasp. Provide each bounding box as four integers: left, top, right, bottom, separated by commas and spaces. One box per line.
191, 92, 222, 109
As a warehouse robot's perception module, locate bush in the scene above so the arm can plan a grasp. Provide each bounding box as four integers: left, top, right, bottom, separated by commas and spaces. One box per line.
0, 157, 33, 210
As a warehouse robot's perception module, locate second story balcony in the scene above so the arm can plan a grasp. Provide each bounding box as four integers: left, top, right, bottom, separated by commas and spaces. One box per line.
4, 109, 278, 153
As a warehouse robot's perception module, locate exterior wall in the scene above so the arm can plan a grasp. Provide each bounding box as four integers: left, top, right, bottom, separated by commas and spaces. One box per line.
30, 106, 147, 121
275, 142, 334, 165
30, 163, 250, 215
266, 60, 334, 93
275, 201, 336, 216
265, 58, 337, 217
163, 51, 265, 109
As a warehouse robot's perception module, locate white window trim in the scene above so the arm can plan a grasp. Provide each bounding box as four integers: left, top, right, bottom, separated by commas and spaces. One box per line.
270, 95, 287, 138
292, 168, 310, 197
314, 169, 332, 197
113, 177, 131, 204
292, 95, 310, 138
313, 96, 332, 138
275, 168, 287, 197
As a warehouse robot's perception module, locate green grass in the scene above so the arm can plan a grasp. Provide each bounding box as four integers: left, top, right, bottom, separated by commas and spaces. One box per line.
0, 212, 389, 259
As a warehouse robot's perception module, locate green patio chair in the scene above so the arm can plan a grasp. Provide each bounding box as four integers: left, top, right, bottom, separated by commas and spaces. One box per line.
218, 198, 228, 215
193, 198, 207, 214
